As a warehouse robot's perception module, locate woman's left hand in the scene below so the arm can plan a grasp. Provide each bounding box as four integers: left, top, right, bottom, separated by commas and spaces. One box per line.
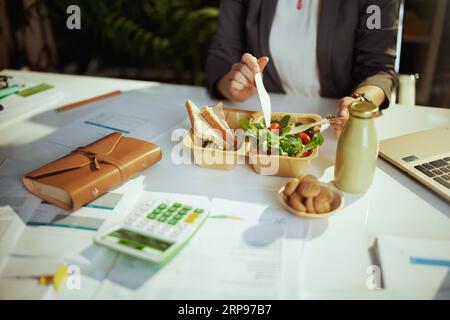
331, 96, 358, 137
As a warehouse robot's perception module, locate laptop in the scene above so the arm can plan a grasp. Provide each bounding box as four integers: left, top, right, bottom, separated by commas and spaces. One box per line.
379, 127, 450, 202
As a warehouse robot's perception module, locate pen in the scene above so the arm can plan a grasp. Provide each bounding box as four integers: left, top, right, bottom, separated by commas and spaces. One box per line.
57, 90, 122, 112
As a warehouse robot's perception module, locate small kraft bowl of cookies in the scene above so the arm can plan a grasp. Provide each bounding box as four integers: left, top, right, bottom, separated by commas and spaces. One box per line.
278, 174, 344, 219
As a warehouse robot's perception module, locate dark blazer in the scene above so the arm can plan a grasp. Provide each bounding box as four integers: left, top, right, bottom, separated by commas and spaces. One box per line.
205, 0, 399, 108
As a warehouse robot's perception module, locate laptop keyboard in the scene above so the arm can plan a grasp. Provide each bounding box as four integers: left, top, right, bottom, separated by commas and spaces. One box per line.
414, 157, 450, 189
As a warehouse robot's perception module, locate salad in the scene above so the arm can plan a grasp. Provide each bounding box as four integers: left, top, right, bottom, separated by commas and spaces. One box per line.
239, 115, 324, 158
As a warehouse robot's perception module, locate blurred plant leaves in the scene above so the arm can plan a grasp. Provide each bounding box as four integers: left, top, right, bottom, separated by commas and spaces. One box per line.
27, 0, 219, 85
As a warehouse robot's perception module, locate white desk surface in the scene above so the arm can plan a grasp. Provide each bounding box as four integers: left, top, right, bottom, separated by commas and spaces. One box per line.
0, 69, 449, 299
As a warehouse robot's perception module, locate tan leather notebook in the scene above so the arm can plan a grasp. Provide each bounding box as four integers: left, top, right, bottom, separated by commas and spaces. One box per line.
23, 132, 162, 211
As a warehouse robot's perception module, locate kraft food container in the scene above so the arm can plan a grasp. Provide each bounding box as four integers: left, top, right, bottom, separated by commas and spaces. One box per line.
181, 108, 253, 170
249, 112, 323, 177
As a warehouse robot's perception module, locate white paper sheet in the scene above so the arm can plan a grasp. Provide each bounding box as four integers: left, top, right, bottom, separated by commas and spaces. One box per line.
93, 195, 299, 299
45, 91, 188, 149
0, 159, 43, 224
376, 235, 450, 299
0, 157, 148, 298
10, 177, 145, 256
27, 177, 143, 232
0, 87, 64, 130
84, 112, 148, 134
0, 207, 26, 263
0, 278, 53, 299
0, 254, 116, 300
46, 121, 114, 150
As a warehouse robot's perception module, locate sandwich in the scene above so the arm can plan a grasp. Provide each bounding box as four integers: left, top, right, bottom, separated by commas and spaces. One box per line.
185, 99, 236, 150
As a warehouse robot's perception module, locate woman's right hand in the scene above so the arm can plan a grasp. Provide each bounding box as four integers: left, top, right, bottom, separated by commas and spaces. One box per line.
217, 53, 270, 102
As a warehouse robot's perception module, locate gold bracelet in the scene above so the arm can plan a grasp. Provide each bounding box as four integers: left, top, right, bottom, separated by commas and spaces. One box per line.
351, 92, 373, 103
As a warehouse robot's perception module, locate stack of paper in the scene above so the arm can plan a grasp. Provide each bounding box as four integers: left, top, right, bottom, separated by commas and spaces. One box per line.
376, 234, 450, 299
0, 158, 148, 299
93, 194, 303, 299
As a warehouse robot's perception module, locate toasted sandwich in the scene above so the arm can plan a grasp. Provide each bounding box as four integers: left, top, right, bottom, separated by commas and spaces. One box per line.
185, 99, 236, 150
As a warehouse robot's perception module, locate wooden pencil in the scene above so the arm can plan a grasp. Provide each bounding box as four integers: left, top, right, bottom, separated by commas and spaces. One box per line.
57, 90, 122, 112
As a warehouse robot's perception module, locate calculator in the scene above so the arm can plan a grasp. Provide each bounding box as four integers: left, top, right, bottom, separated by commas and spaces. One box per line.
94, 199, 208, 264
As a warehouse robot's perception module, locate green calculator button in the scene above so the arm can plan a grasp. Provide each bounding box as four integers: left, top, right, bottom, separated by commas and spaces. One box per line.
163, 211, 172, 217
168, 207, 177, 212
182, 205, 192, 210
158, 216, 167, 222
169, 219, 178, 225
173, 203, 182, 208
174, 214, 183, 220
158, 204, 167, 210
147, 214, 157, 220
152, 209, 161, 215
194, 208, 204, 214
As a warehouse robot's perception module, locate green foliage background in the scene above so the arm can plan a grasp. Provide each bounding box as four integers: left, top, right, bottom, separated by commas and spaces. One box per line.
27, 0, 220, 85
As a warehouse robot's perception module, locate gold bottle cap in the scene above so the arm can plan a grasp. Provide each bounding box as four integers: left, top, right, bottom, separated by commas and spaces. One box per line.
348, 101, 379, 119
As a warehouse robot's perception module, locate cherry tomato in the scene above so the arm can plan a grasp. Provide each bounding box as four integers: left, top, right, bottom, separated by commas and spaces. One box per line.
269, 123, 281, 132
302, 150, 312, 157
299, 132, 311, 144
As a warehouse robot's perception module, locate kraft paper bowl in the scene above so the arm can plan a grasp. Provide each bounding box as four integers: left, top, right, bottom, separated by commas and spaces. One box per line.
278, 182, 344, 219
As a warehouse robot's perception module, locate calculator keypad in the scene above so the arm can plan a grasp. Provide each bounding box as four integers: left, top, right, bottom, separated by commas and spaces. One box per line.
123, 200, 206, 242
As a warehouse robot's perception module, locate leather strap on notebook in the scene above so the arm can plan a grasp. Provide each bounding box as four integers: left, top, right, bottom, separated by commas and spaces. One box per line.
72, 146, 128, 183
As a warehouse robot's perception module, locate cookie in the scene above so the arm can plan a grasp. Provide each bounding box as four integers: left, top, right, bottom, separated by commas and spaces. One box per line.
284, 178, 300, 197
288, 193, 307, 213
317, 186, 333, 202
299, 174, 319, 184
314, 192, 331, 213
305, 197, 316, 213
298, 181, 320, 198
324, 187, 334, 203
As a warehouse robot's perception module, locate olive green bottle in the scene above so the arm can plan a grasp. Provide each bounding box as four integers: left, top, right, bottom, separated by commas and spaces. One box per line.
334, 101, 379, 193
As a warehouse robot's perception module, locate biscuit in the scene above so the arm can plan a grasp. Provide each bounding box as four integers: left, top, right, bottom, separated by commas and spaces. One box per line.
299, 174, 319, 184
288, 193, 307, 212
291, 192, 304, 203
284, 178, 300, 197
305, 197, 316, 213
324, 187, 334, 203
314, 192, 331, 213
318, 186, 333, 202
298, 181, 320, 198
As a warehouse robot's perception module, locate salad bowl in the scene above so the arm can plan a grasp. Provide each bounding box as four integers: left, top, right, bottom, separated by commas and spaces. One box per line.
244, 112, 324, 177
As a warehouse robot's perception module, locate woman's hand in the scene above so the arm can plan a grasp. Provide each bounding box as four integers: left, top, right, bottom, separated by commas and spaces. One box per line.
217, 53, 270, 102
332, 86, 385, 137
331, 96, 358, 137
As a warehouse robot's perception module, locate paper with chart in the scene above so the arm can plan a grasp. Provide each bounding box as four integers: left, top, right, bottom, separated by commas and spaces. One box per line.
45, 91, 189, 150
0, 157, 145, 283
94, 195, 300, 299
11, 176, 145, 254
28, 192, 125, 232
0, 158, 145, 233
84, 112, 148, 134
